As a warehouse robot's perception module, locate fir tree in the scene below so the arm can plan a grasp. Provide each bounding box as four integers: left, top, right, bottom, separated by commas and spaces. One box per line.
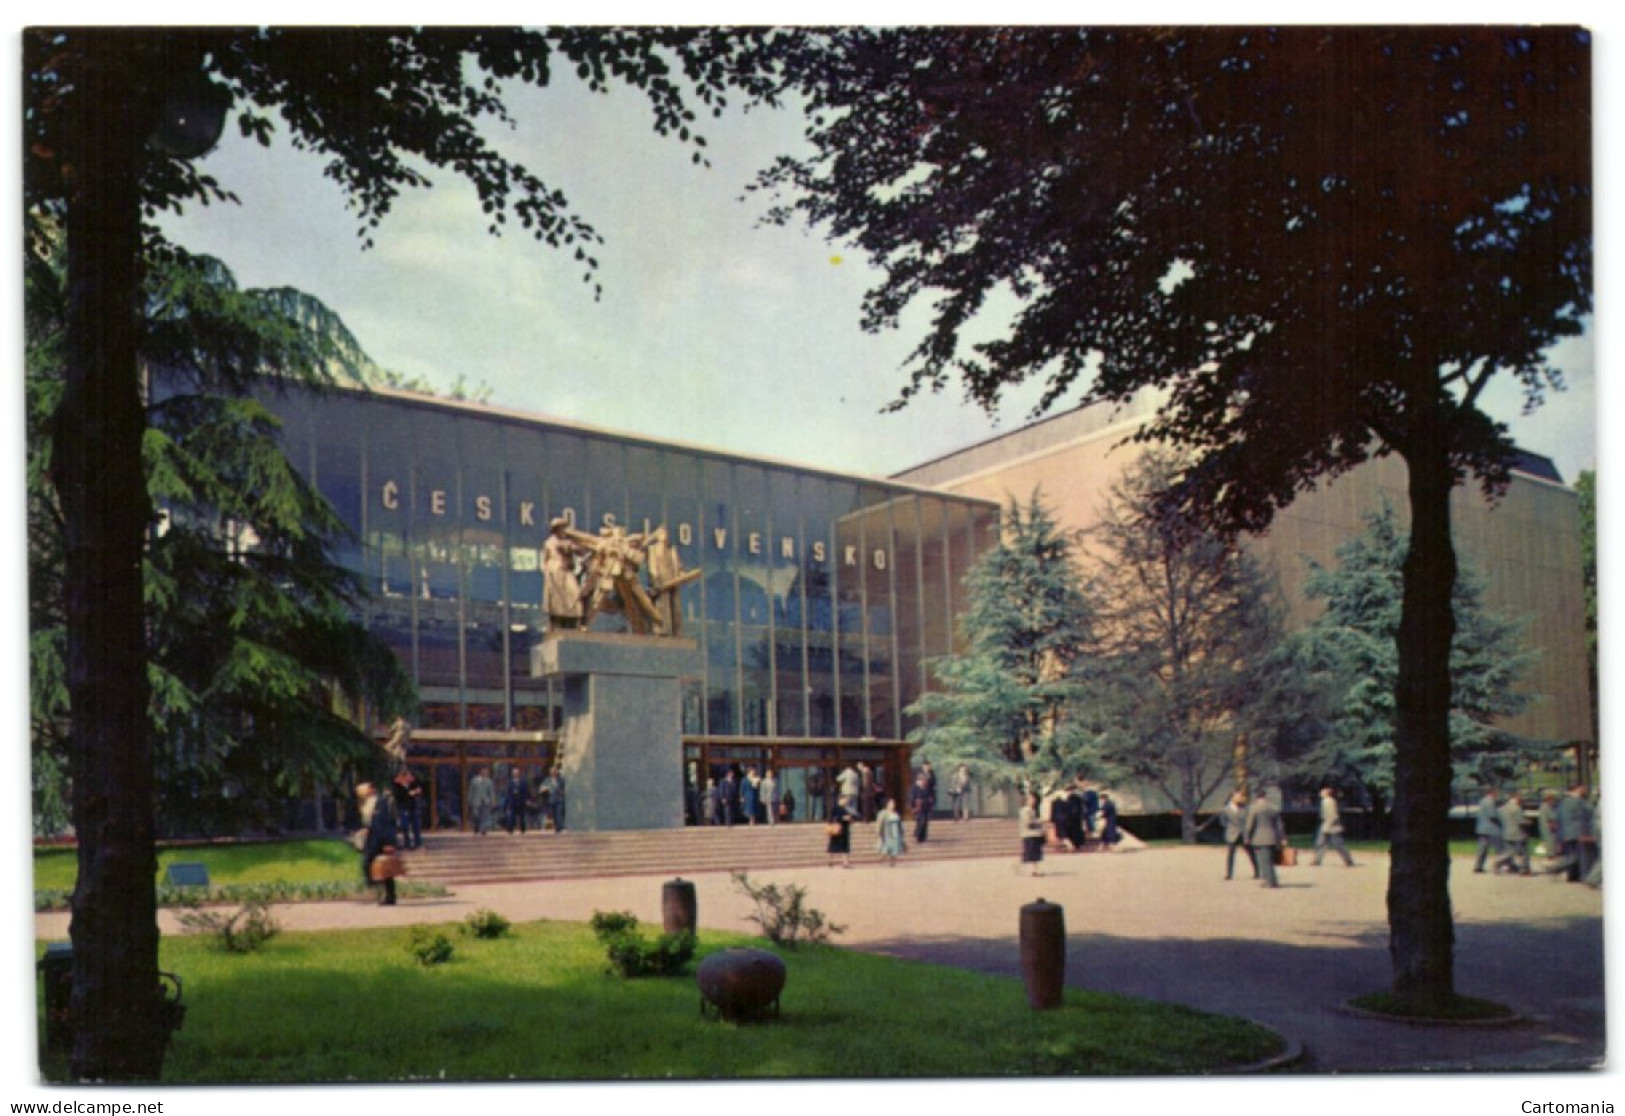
907, 491, 1101, 792
1291, 504, 1546, 816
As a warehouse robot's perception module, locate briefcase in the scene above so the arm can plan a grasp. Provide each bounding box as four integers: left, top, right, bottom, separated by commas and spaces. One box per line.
1276, 845, 1298, 867
369, 849, 406, 881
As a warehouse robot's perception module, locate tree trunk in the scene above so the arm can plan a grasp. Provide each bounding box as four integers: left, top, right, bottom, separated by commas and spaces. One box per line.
1386, 433, 1459, 1011
59, 36, 165, 1080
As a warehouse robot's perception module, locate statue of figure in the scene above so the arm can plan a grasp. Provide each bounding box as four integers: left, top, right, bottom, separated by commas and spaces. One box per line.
645, 526, 701, 637
566, 524, 662, 634
381, 716, 411, 774
542, 517, 584, 630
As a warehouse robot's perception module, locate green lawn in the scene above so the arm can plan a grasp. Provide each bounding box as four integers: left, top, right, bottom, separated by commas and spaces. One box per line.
34, 838, 361, 893
38, 922, 1286, 1081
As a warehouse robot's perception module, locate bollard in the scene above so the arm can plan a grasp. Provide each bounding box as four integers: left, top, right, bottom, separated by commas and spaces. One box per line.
662, 877, 698, 935
1019, 899, 1066, 1011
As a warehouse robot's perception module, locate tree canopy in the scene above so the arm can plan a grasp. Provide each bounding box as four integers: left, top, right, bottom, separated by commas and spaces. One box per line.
1089, 451, 1297, 842
763, 25, 1590, 1011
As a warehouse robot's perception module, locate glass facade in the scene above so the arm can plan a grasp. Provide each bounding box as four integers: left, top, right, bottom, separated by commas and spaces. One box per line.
253, 382, 999, 826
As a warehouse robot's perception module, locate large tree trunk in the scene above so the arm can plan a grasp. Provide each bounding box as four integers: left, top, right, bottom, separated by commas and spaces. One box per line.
1386, 433, 1459, 1011
59, 36, 165, 1080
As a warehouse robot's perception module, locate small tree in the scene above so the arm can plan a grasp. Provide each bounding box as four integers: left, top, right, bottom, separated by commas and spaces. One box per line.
907, 492, 1102, 791
1089, 451, 1296, 842
1291, 504, 1547, 815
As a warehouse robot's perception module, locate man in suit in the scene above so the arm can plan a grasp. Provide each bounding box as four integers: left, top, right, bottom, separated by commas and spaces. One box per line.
1556, 784, 1597, 883
1245, 788, 1286, 888
502, 767, 531, 835
1473, 787, 1503, 873
909, 770, 936, 844
1312, 787, 1356, 867
1496, 792, 1531, 875
543, 765, 567, 833
1220, 789, 1254, 879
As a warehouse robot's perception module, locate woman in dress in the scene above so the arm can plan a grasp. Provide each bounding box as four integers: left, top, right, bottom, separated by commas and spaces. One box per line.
827, 794, 856, 868
1018, 791, 1045, 877
875, 795, 906, 866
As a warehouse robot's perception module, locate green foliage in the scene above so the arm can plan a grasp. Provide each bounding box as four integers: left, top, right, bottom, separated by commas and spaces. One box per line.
173, 900, 281, 953
26, 232, 418, 837
1088, 451, 1300, 839
405, 926, 456, 967
589, 910, 697, 978
907, 491, 1101, 790
1289, 504, 1548, 809
463, 908, 512, 940
730, 872, 846, 948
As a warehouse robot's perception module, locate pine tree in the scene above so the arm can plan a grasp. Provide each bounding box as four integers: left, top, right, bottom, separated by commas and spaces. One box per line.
907, 492, 1101, 791
1291, 504, 1546, 816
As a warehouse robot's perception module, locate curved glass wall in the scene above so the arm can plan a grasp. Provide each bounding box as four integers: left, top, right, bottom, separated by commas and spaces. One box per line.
255, 382, 997, 774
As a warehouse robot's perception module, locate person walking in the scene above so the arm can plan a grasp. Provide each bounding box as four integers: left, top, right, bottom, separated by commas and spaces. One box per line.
502, 767, 531, 835
1538, 789, 1562, 871
875, 794, 907, 866
949, 764, 973, 822
909, 770, 936, 844
762, 768, 780, 826
1312, 787, 1356, 867
1100, 791, 1120, 847
543, 765, 566, 833
467, 766, 496, 836
1472, 786, 1503, 873
1018, 791, 1045, 876
1220, 789, 1255, 880
357, 782, 401, 906
1557, 784, 1597, 883
1496, 791, 1531, 875
1246, 789, 1286, 888
827, 795, 856, 868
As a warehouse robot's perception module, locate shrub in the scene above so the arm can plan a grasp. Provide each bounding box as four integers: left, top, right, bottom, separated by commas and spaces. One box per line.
405, 925, 455, 966
174, 900, 281, 954
463, 908, 512, 939
730, 871, 845, 948
589, 910, 696, 978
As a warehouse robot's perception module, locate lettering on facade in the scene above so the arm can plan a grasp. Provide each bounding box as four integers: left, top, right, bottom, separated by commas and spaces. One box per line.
373, 479, 890, 570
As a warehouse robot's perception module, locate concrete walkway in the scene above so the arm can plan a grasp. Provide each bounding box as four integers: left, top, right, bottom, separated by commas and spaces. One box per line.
35, 844, 1606, 1073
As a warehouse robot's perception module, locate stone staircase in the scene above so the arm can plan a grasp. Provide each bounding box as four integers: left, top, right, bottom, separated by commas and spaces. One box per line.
400, 817, 1018, 886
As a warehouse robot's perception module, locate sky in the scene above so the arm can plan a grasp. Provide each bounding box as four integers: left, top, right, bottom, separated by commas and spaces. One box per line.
153, 31, 1600, 485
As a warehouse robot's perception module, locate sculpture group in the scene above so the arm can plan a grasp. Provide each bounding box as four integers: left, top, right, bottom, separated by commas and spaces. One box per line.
543, 518, 701, 637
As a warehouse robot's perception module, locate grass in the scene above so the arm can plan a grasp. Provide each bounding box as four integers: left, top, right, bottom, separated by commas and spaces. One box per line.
37, 921, 1286, 1081
34, 838, 361, 893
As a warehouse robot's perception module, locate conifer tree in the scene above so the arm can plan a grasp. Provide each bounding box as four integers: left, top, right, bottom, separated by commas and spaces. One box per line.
1291, 504, 1544, 816
908, 492, 1101, 791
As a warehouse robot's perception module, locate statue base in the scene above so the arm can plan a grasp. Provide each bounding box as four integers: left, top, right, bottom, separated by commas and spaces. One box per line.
531, 631, 701, 831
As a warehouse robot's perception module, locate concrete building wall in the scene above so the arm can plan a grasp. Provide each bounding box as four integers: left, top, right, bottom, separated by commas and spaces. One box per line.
897, 406, 1592, 749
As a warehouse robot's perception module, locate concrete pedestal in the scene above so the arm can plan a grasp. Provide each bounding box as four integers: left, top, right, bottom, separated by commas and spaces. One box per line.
531, 632, 701, 832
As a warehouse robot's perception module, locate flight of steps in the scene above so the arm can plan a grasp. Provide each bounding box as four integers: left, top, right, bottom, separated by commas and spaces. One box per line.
401, 817, 1020, 887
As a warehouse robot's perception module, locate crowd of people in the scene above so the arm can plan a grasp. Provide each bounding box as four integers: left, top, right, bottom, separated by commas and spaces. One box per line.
1473, 783, 1600, 886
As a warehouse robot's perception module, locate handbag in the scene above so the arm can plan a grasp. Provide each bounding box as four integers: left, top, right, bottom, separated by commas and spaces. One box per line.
824, 822, 843, 837
1276, 845, 1298, 867
369, 848, 405, 881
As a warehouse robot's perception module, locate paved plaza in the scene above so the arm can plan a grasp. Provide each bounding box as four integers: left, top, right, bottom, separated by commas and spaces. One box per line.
34, 843, 1607, 1074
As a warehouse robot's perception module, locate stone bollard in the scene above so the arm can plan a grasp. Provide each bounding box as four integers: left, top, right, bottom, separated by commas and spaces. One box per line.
663, 877, 698, 935
1019, 898, 1066, 1010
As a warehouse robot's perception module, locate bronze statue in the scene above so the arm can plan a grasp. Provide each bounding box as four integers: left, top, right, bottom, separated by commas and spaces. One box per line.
542, 517, 584, 630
